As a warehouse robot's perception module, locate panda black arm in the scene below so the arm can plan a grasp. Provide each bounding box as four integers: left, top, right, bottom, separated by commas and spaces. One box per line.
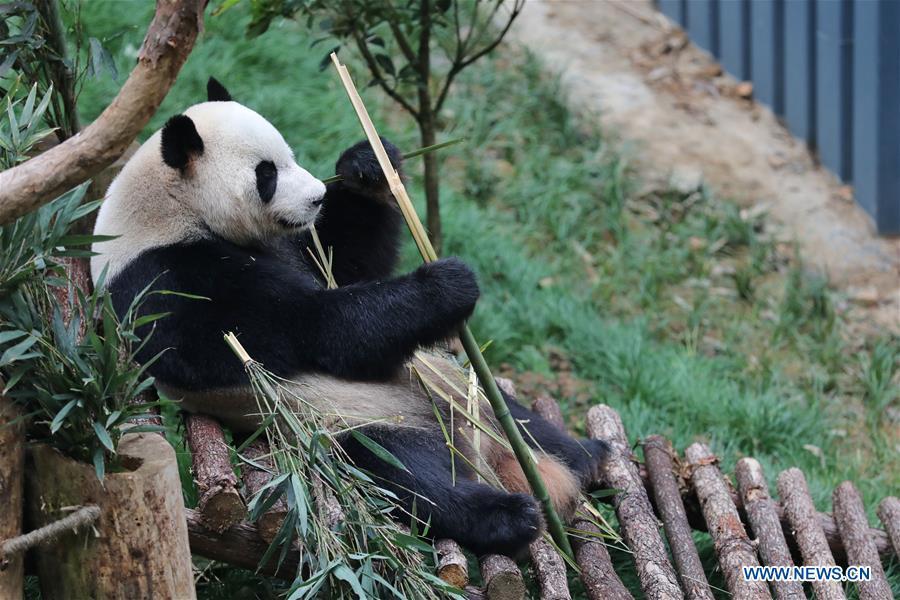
299, 139, 403, 285
112, 240, 478, 389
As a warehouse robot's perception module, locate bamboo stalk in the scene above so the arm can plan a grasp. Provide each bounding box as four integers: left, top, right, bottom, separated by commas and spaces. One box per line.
586, 405, 683, 600
643, 436, 714, 600
329, 52, 572, 560
734, 458, 803, 600
832, 482, 892, 600
876, 496, 900, 558
776, 468, 845, 600
685, 443, 770, 600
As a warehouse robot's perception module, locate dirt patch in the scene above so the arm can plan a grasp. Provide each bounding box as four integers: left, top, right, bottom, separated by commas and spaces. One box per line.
509, 0, 898, 335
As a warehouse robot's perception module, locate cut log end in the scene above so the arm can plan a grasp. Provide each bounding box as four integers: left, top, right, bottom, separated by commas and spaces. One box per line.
480, 554, 525, 600
435, 538, 468, 589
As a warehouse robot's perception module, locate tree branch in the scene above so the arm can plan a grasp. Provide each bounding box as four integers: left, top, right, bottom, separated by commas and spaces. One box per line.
0, 0, 208, 226
351, 31, 419, 118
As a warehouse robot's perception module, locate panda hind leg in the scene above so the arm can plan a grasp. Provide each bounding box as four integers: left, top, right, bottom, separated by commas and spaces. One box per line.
340, 425, 543, 557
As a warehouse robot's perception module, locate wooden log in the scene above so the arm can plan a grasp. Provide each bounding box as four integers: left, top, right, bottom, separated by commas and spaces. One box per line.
240, 439, 287, 543
435, 538, 468, 589
586, 405, 683, 600
685, 444, 770, 600
185, 509, 300, 578
0, 396, 25, 600
876, 497, 900, 558
27, 433, 194, 599
480, 554, 525, 600
529, 537, 570, 600
735, 458, 804, 600
832, 482, 892, 600
494, 377, 517, 398
643, 436, 714, 600
571, 519, 634, 600
184, 413, 245, 532
532, 393, 565, 431
777, 468, 846, 600
621, 463, 892, 560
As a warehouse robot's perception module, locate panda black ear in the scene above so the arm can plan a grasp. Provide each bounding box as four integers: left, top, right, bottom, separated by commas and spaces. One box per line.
207, 77, 232, 102
161, 114, 204, 171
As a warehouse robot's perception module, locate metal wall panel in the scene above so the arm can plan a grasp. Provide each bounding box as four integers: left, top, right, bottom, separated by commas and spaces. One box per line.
815, 0, 853, 181
687, 0, 718, 55
783, 0, 816, 144
751, 0, 784, 113
717, 0, 750, 80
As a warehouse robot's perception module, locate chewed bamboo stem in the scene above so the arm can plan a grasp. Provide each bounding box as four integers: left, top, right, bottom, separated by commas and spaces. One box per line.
329, 52, 572, 560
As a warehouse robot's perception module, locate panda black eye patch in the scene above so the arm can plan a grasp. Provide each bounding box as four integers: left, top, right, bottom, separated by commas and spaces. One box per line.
255, 160, 278, 203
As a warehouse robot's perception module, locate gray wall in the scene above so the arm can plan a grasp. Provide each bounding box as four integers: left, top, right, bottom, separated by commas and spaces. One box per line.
657, 0, 899, 235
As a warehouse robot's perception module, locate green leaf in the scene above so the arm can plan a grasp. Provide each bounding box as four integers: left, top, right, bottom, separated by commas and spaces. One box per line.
0, 335, 37, 366
331, 564, 367, 598
93, 447, 105, 482
92, 422, 115, 453
50, 399, 78, 433
350, 431, 408, 472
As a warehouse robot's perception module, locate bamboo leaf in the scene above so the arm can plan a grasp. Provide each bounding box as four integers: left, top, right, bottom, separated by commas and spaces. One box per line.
350, 431, 408, 472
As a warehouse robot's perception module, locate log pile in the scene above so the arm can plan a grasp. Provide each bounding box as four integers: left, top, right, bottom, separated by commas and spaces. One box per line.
176, 391, 899, 600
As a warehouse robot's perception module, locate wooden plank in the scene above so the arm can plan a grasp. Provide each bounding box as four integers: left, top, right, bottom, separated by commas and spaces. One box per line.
815, 0, 853, 180
643, 436, 714, 600
685, 444, 771, 600
851, 0, 900, 234
777, 468, 846, 600
735, 458, 804, 600
717, 0, 750, 80
750, 0, 785, 112
586, 406, 683, 600
687, 0, 717, 55
832, 482, 892, 600
783, 0, 816, 144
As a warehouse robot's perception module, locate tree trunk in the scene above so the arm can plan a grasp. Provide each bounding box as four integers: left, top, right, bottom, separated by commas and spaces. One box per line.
26, 433, 194, 599
420, 111, 442, 254
0, 396, 25, 600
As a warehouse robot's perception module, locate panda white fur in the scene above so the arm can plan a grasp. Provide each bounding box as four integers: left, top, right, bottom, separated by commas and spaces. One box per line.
91, 78, 608, 557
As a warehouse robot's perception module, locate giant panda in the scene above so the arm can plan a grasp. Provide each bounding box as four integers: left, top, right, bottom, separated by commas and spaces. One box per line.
91, 78, 608, 557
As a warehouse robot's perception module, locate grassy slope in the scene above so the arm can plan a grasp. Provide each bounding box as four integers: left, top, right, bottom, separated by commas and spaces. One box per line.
77, 2, 898, 597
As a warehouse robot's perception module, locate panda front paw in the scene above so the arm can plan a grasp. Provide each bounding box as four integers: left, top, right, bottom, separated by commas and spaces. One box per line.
334, 138, 403, 195
415, 257, 480, 322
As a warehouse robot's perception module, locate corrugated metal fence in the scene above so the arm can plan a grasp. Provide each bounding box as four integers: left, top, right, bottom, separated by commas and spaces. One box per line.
656, 0, 899, 235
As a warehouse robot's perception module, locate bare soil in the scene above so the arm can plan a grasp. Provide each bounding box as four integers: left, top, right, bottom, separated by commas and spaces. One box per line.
510, 0, 899, 335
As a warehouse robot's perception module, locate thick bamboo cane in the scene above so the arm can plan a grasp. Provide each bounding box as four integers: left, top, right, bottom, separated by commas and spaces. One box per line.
329, 52, 572, 560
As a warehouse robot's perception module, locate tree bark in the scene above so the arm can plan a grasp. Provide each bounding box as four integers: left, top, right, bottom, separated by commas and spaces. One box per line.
0, 395, 25, 600
532, 393, 566, 431
734, 458, 803, 600
480, 554, 525, 600
529, 537, 571, 600
571, 519, 634, 600
184, 414, 245, 533
776, 468, 845, 600
685, 444, 770, 600
26, 433, 194, 599
876, 496, 900, 558
435, 538, 468, 589
185, 509, 300, 578
586, 405, 683, 600
643, 436, 714, 600
420, 115, 442, 254
832, 482, 892, 600
240, 439, 287, 543
0, 0, 207, 225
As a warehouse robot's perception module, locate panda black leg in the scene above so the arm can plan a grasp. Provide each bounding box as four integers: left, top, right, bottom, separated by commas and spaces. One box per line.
499, 387, 609, 487
340, 425, 542, 557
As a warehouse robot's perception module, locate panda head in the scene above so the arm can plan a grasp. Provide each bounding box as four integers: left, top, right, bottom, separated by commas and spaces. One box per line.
155, 78, 326, 243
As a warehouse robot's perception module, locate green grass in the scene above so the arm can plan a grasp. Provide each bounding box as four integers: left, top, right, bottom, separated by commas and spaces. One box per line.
74, 2, 899, 598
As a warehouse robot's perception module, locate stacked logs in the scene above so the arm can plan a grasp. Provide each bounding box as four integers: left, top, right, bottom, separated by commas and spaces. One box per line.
181, 397, 900, 600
